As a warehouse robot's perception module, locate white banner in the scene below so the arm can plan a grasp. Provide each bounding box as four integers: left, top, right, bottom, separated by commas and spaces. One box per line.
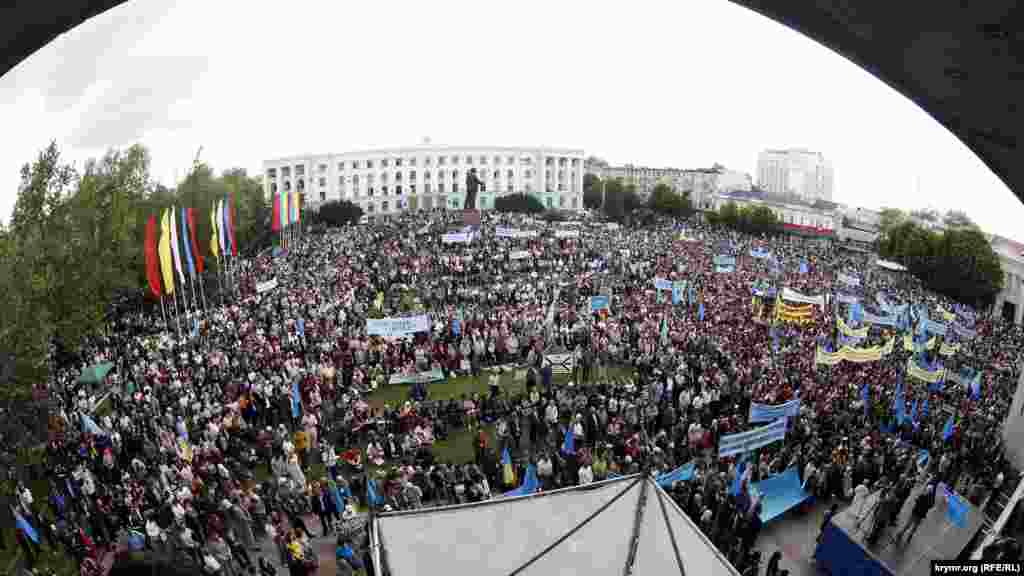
510, 250, 531, 260
256, 278, 278, 294
366, 315, 431, 337
555, 229, 579, 239
389, 367, 445, 385
781, 287, 826, 308
442, 232, 473, 244
495, 227, 519, 238
718, 418, 788, 458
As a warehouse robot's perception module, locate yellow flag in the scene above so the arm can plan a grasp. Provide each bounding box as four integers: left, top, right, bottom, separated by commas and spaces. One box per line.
210, 203, 220, 261
158, 209, 175, 296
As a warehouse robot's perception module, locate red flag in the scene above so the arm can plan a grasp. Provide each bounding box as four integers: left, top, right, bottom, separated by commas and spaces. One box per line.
271, 190, 280, 232
144, 215, 162, 299
187, 208, 204, 274
229, 194, 238, 257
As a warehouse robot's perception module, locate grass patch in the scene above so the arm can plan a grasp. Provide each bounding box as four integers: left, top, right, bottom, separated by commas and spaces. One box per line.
364, 366, 636, 466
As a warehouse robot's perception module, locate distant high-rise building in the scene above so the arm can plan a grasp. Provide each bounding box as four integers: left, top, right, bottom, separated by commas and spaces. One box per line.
757, 149, 833, 203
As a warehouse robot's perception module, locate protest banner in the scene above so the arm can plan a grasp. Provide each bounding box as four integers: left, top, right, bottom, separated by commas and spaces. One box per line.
719, 418, 788, 458
366, 315, 431, 337
388, 367, 445, 385
748, 398, 802, 423
256, 278, 278, 294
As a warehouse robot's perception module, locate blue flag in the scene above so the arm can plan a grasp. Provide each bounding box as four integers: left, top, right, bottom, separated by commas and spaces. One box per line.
291, 381, 301, 418
81, 413, 103, 436
943, 415, 955, 441
922, 396, 929, 418
731, 460, 746, 496
970, 372, 982, 400
296, 318, 305, 337
505, 464, 540, 497
799, 260, 809, 274
861, 383, 870, 418
502, 447, 512, 467
561, 427, 576, 456
893, 377, 905, 425
15, 511, 39, 544
698, 302, 705, 322
367, 478, 385, 507
945, 486, 968, 528
910, 400, 918, 430
180, 207, 196, 278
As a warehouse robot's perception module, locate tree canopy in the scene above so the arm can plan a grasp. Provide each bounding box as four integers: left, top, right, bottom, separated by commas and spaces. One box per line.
0, 142, 268, 398
879, 220, 1003, 306
314, 200, 364, 227
647, 182, 693, 218
706, 201, 781, 236
494, 194, 545, 214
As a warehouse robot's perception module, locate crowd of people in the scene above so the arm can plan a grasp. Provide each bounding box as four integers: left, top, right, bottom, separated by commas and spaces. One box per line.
6, 208, 1023, 576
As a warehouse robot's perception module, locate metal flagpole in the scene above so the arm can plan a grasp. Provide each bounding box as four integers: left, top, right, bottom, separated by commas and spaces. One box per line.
160, 296, 168, 331
172, 288, 182, 340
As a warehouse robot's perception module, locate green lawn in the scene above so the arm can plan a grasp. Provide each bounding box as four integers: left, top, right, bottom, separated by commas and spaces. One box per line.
364, 365, 636, 466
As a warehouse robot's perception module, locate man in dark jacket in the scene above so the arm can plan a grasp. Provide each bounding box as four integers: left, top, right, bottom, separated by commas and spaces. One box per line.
895, 484, 936, 544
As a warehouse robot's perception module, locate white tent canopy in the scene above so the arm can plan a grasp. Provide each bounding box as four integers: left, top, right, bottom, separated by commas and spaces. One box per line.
372, 474, 740, 576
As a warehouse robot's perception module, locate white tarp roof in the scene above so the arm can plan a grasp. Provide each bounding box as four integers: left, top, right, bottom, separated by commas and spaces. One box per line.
374, 475, 740, 576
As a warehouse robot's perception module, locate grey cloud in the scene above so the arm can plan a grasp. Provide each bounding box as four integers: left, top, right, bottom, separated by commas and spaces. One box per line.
67, 55, 208, 150
41, 0, 172, 114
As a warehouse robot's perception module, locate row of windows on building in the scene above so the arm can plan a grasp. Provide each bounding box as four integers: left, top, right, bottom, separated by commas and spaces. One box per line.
272, 176, 579, 196
267, 155, 580, 179
357, 193, 580, 213
300, 180, 582, 201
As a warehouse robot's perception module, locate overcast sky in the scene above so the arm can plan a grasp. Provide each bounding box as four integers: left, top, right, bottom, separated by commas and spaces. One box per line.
1, 0, 1021, 239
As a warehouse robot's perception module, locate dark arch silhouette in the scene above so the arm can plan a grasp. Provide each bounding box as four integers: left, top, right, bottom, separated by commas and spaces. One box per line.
2, 1, 1022, 205
729, 1, 1022, 204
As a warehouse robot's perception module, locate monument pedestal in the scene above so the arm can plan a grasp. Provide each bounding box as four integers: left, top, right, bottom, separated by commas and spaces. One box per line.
462, 209, 480, 227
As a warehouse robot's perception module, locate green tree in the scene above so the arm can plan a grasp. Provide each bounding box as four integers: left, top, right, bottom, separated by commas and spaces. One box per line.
582, 174, 603, 209
880, 220, 1002, 306
942, 209, 975, 229
316, 200, 364, 227
494, 194, 544, 214
648, 182, 693, 218
0, 142, 277, 396
878, 208, 904, 234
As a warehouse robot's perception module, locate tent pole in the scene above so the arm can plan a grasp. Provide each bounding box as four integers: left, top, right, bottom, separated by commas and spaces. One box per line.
622, 475, 650, 576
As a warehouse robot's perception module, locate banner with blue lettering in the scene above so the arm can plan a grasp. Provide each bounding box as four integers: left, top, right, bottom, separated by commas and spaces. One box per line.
718, 418, 788, 458
748, 398, 801, 423
590, 295, 610, 312
366, 315, 431, 337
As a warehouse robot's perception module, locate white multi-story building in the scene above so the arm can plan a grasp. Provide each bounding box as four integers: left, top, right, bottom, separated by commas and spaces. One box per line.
585, 160, 751, 211
991, 235, 1024, 325
264, 144, 585, 215
757, 148, 834, 203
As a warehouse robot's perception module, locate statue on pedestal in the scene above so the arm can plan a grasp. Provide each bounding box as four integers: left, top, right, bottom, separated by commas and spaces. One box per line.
463, 168, 483, 210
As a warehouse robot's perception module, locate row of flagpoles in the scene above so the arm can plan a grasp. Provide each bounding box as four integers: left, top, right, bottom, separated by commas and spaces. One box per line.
143, 195, 237, 340
271, 188, 302, 249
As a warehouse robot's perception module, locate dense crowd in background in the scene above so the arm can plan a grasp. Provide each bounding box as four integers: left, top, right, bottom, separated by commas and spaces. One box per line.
4, 208, 1023, 576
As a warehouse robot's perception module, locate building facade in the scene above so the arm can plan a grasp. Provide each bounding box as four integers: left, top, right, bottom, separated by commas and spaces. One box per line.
584, 160, 751, 211
757, 148, 834, 203
264, 145, 585, 215
713, 192, 838, 236
991, 235, 1024, 325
